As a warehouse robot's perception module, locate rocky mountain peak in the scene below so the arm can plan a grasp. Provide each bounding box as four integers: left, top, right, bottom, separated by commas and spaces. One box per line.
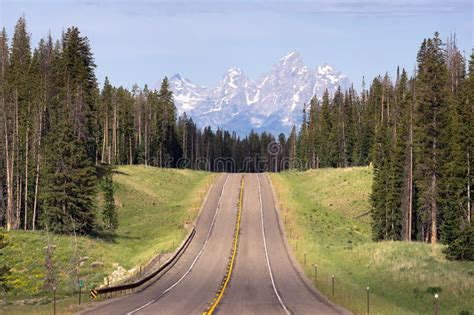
166, 52, 350, 136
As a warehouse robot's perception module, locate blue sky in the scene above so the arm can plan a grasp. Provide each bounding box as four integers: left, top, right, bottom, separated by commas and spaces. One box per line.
1, 0, 472, 90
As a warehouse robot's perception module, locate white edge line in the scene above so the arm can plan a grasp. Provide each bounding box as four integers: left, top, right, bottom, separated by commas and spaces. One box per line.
126, 174, 230, 315
257, 174, 291, 315
126, 299, 155, 315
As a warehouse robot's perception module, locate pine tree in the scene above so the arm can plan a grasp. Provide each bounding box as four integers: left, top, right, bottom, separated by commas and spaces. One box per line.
100, 77, 113, 164
40, 123, 97, 234
333, 87, 349, 167
319, 90, 338, 167
414, 33, 449, 244
296, 103, 309, 169
444, 223, 474, 261
371, 108, 391, 240
4, 17, 32, 230
357, 78, 374, 165
466, 51, 474, 225
288, 125, 297, 169
61, 27, 98, 161
101, 168, 117, 230
440, 43, 470, 244
0, 28, 10, 229
393, 69, 414, 241
370, 74, 397, 240
440, 102, 467, 243
307, 96, 320, 168
344, 87, 357, 166
158, 77, 181, 167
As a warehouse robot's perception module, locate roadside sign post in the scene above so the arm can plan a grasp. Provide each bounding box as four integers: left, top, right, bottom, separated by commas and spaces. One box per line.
332, 275, 335, 296
53, 286, 56, 315
313, 264, 317, 282
434, 294, 439, 315
366, 287, 370, 315
79, 280, 84, 305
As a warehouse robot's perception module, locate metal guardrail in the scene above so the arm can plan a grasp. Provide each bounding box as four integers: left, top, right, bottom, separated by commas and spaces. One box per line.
93, 227, 196, 296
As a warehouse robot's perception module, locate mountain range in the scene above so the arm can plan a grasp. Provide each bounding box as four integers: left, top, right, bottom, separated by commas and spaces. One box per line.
166, 51, 350, 136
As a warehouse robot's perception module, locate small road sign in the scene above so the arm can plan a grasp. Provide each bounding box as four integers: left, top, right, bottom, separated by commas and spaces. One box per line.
90, 289, 98, 299
79, 279, 84, 288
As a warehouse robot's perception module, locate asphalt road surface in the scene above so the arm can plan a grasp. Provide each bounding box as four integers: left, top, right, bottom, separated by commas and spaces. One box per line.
83, 173, 349, 315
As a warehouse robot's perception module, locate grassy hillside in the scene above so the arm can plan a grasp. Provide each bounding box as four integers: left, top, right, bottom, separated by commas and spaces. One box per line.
1, 166, 215, 313
270, 167, 474, 315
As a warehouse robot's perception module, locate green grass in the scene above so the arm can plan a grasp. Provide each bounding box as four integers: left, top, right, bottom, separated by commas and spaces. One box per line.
1, 165, 215, 313
270, 167, 474, 315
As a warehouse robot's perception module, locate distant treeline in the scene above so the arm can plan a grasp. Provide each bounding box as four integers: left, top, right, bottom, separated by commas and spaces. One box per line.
0, 18, 472, 260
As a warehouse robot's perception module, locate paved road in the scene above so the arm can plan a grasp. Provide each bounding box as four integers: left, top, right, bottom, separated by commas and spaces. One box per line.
218, 174, 286, 315
83, 173, 349, 315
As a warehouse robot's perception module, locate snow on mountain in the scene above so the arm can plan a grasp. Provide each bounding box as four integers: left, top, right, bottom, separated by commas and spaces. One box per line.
168, 74, 207, 113
167, 51, 350, 136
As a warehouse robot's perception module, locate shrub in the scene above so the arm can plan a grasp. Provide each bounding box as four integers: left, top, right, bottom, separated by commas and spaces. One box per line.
445, 224, 474, 261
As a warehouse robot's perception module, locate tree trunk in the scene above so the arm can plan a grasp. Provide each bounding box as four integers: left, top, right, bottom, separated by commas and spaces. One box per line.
32, 101, 45, 231
159, 143, 163, 167
430, 114, 437, 244
182, 121, 187, 160
23, 105, 29, 230
430, 170, 437, 244
138, 101, 142, 147
129, 135, 132, 165
144, 109, 148, 166
113, 95, 117, 164
3, 110, 13, 231
14, 89, 20, 229
407, 108, 413, 241
101, 111, 108, 164
467, 151, 471, 223
342, 119, 347, 167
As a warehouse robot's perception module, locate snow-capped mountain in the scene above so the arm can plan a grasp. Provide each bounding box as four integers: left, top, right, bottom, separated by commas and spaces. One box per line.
167, 51, 350, 136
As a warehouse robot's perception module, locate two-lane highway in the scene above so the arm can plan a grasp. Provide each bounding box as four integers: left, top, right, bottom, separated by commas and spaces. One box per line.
218, 174, 287, 314
83, 173, 349, 315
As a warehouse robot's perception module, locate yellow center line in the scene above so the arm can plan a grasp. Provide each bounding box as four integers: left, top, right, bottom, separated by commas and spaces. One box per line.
204, 176, 244, 315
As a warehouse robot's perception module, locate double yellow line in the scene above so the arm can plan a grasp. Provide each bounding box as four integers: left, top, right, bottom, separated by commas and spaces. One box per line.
203, 177, 244, 315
